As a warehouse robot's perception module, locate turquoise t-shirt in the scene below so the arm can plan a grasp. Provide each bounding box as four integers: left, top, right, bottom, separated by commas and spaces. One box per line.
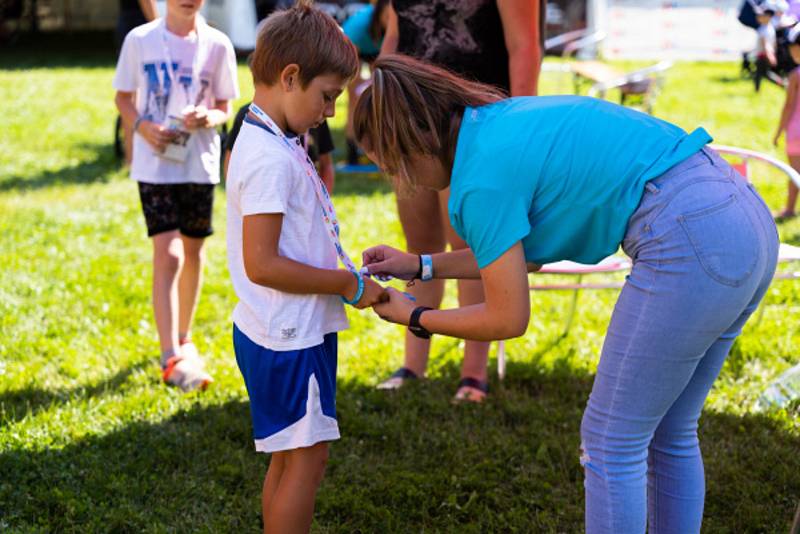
449, 96, 712, 268
343, 5, 381, 56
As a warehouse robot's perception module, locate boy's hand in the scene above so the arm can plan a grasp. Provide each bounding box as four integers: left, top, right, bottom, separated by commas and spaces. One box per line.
138, 120, 176, 152
183, 105, 210, 130
362, 245, 419, 280
343, 275, 386, 309
357, 277, 388, 309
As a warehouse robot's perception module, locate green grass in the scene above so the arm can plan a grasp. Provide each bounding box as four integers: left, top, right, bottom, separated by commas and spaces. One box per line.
1, 35, 799, 532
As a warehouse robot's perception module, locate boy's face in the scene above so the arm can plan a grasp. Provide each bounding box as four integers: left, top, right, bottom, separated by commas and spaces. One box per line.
167, 0, 204, 18
285, 73, 346, 135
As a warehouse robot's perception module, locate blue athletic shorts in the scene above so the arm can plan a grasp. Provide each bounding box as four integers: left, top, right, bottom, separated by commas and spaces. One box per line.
233, 324, 340, 453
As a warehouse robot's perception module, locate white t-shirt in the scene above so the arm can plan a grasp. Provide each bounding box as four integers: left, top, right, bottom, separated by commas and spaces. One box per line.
113, 18, 239, 184
226, 117, 349, 351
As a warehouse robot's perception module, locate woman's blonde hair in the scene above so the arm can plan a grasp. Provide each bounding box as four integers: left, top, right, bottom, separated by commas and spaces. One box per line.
353, 54, 506, 192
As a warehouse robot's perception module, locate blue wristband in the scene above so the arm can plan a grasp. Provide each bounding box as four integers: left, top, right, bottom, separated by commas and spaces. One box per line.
341, 270, 364, 305
420, 254, 434, 281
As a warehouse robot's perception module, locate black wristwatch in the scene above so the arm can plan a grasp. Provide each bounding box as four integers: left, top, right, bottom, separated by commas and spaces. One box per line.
408, 306, 433, 339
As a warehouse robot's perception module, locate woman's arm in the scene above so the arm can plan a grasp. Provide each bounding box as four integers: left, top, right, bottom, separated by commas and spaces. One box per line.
379, 4, 399, 56
363, 244, 542, 280
497, 0, 541, 96
372, 243, 531, 340
243, 213, 385, 309
775, 72, 798, 145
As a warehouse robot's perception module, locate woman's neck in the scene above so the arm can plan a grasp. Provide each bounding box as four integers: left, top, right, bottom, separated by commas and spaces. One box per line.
165, 12, 197, 37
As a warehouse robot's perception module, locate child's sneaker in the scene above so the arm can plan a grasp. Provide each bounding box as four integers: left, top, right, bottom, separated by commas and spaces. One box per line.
162, 351, 213, 392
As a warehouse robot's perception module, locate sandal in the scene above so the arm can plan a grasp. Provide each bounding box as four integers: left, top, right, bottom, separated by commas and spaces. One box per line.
376, 366, 419, 390
453, 377, 489, 404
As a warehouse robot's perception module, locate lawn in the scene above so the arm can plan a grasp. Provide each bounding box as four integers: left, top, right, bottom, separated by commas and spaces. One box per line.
0, 33, 798, 533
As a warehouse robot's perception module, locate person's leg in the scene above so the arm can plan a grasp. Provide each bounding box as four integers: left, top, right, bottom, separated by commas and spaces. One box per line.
177, 234, 206, 341
779, 154, 800, 217
396, 190, 447, 377
439, 189, 491, 400
581, 161, 777, 533
151, 230, 184, 360
262, 452, 286, 529
645, 179, 778, 534
176, 183, 214, 346
264, 442, 329, 534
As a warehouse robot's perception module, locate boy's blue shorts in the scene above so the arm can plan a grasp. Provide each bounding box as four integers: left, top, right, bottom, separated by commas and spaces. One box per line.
233, 324, 340, 453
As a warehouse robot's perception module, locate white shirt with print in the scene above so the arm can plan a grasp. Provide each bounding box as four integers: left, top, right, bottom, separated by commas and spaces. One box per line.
226, 118, 349, 351
113, 18, 239, 184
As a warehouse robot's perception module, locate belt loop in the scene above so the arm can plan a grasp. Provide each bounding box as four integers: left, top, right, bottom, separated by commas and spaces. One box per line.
701, 146, 716, 166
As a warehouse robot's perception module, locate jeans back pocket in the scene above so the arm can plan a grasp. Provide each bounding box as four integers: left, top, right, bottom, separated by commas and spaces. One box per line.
678, 194, 760, 287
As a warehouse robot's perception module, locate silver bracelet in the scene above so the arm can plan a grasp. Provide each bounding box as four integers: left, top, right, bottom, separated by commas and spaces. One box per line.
133, 116, 144, 133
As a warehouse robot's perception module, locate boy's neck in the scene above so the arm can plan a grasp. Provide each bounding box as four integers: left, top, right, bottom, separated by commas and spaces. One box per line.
252, 87, 290, 134
165, 12, 198, 37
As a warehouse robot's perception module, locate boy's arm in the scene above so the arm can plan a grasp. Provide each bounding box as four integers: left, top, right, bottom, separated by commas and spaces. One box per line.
243, 213, 385, 308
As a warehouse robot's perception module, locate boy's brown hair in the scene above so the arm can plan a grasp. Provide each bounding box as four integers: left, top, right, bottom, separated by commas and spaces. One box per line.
250, 0, 359, 88
353, 54, 506, 194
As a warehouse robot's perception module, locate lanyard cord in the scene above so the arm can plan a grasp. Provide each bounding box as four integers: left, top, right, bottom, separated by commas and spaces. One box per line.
159, 18, 206, 109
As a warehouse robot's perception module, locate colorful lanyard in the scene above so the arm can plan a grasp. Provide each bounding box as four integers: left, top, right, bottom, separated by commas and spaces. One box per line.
159, 18, 206, 111
248, 103, 359, 274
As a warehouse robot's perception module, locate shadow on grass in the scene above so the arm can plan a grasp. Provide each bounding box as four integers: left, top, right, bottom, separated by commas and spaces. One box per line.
0, 31, 118, 70
0, 360, 152, 426
0, 142, 119, 193
1, 359, 798, 532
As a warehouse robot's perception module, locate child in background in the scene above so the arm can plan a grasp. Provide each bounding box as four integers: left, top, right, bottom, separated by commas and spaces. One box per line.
113, 0, 239, 391
755, 3, 779, 91
342, 0, 392, 165
225, 3, 384, 531
773, 23, 800, 219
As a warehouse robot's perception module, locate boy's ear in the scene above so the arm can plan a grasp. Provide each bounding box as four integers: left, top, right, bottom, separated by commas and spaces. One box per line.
280, 64, 302, 92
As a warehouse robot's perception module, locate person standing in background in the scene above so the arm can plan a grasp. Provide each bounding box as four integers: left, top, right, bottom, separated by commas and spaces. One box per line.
375, 0, 543, 402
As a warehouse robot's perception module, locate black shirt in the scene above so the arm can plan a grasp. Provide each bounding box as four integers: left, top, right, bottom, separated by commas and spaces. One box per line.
225, 103, 335, 163
393, 0, 510, 92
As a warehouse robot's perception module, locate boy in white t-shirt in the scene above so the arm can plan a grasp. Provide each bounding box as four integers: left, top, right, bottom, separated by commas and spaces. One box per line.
226, 2, 384, 531
113, 0, 239, 391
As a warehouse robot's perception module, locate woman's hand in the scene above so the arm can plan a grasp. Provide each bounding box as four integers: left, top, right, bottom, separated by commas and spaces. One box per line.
372, 287, 417, 325
362, 245, 419, 280
138, 120, 176, 152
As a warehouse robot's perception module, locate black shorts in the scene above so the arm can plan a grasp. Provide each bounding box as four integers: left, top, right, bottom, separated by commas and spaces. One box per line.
137, 182, 215, 238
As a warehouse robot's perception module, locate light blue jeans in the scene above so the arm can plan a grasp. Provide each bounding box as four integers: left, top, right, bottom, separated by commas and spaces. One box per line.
580, 147, 779, 534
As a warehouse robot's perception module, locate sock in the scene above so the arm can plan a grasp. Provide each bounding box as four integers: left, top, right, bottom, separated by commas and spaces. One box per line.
160, 348, 178, 369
